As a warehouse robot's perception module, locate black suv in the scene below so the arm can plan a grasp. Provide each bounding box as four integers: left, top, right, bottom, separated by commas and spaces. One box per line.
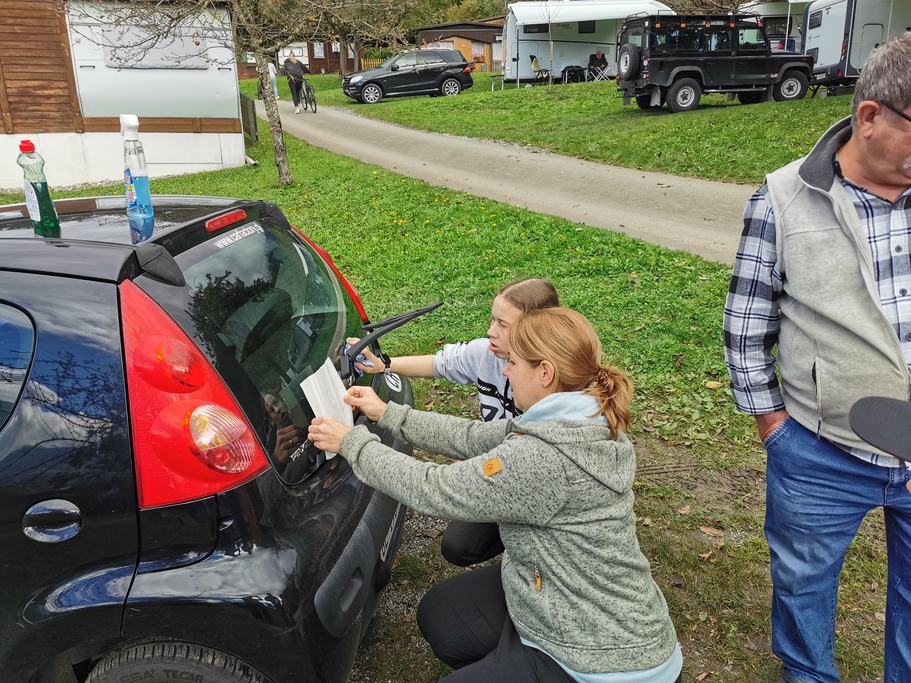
343, 48, 474, 104
615, 13, 814, 112
0, 196, 417, 683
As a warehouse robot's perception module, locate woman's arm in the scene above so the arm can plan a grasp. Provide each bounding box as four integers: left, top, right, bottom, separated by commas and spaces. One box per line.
340, 428, 567, 525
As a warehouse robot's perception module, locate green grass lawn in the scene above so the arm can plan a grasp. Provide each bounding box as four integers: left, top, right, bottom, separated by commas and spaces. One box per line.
1, 85, 886, 681
246, 72, 853, 184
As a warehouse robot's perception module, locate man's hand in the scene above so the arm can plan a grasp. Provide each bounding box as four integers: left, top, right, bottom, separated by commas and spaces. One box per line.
755, 410, 789, 443
309, 417, 352, 454
346, 337, 385, 374
273, 424, 308, 463
345, 386, 388, 422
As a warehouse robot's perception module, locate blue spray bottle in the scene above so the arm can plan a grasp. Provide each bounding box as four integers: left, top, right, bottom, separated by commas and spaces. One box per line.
120, 114, 155, 244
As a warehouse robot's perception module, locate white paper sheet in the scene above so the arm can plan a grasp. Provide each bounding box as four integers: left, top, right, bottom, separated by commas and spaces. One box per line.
300, 357, 353, 458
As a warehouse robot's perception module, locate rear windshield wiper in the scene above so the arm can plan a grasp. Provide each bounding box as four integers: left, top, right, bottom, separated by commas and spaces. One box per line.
339, 301, 443, 380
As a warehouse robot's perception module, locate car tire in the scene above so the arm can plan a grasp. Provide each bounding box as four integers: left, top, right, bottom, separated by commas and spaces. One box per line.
618, 44, 640, 80
635, 93, 663, 110
773, 71, 809, 102
87, 642, 271, 683
441, 78, 462, 97
737, 91, 764, 105
667, 78, 701, 113
361, 83, 383, 104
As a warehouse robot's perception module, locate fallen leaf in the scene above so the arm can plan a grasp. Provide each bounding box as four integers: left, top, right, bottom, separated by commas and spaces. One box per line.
422, 529, 441, 538
643, 425, 656, 432
699, 551, 713, 559
403, 614, 417, 623
642, 518, 653, 527
434, 337, 446, 345
704, 381, 724, 389
696, 672, 715, 681
700, 526, 725, 537
678, 505, 691, 515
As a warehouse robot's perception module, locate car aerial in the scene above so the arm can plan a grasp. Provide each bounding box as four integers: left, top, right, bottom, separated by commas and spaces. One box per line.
0, 194, 422, 683
343, 48, 474, 104
615, 12, 814, 112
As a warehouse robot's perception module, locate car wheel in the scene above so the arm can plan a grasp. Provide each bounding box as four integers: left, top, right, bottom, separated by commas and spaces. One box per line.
667, 78, 702, 113
617, 44, 641, 80
361, 83, 383, 104
737, 91, 764, 105
635, 93, 663, 110
87, 642, 271, 683
441, 78, 462, 97
773, 71, 809, 102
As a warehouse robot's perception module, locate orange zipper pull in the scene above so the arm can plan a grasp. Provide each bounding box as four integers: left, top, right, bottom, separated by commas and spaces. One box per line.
534, 566, 542, 590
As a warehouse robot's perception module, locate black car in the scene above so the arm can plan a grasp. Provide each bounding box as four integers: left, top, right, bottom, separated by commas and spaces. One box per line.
0, 195, 419, 683
343, 48, 474, 104
615, 13, 813, 112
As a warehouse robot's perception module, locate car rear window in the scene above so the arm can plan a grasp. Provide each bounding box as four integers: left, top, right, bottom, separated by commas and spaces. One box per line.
438, 50, 467, 64
0, 306, 34, 431
162, 219, 366, 484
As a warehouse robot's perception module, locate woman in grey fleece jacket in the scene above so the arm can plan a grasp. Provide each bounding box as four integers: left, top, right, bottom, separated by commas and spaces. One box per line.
310, 308, 680, 682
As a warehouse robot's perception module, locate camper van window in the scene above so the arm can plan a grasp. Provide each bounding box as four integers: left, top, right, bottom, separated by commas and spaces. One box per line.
524, 24, 549, 34
579, 21, 596, 34
808, 11, 823, 30
737, 28, 766, 51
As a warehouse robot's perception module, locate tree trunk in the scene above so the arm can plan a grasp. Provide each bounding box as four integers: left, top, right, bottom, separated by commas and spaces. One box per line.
251, 47, 292, 186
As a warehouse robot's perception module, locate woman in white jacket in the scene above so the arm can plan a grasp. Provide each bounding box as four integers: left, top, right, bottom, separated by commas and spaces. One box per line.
310, 308, 681, 682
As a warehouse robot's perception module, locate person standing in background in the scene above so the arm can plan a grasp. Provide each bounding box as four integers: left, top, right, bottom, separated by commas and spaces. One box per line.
267, 57, 279, 100
723, 33, 911, 683
283, 52, 309, 114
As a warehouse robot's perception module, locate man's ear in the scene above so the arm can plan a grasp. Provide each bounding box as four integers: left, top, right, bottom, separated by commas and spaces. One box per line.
854, 100, 882, 138
539, 360, 556, 389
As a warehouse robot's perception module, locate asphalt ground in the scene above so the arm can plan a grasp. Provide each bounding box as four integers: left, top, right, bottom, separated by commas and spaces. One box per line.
256, 98, 758, 266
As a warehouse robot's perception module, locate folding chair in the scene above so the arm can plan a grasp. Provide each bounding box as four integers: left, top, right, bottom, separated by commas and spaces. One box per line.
529, 55, 550, 85
590, 65, 611, 82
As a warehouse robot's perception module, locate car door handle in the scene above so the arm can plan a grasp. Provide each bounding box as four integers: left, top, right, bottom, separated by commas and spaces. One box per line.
22, 499, 84, 543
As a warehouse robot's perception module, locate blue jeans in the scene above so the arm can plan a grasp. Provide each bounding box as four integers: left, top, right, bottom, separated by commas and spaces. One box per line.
764, 417, 911, 683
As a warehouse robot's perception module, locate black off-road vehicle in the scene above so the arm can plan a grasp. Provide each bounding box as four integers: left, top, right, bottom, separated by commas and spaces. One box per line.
615, 13, 814, 113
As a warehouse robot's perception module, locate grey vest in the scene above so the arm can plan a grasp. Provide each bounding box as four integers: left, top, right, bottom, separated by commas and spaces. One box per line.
765, 117, 910, 456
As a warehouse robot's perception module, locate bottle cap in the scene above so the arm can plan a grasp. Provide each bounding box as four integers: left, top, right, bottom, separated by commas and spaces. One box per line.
19, 140, 35, 153
120, 114, 140, 140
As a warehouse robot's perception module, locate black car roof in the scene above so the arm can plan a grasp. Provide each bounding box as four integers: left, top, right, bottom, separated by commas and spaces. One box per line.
0, 195, 252, 282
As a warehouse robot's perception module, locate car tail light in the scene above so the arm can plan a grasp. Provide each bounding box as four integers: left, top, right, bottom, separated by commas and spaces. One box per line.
120, 279, 269, 509
462, 65, 472, 73
205, 209, 248, 232
291, 227, 370, 323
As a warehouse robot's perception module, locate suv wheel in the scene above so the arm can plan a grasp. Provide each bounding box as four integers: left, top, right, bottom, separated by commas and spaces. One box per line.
441, 78, 462, 97
87, 642, 270, 683
361, 83, 383, 104
667, 78, 701, 113
618, 44, 641, 80
773, 71, 808, 102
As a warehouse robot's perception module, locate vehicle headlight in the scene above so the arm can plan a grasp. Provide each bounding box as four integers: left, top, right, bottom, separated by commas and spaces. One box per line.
349, 75, 363, 84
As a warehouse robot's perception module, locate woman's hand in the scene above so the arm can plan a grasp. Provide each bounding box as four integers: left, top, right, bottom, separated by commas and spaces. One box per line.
346, 337, 385, 374
309, 417, 352, 454
345, 386, 387, 421
273, 424, 308, 463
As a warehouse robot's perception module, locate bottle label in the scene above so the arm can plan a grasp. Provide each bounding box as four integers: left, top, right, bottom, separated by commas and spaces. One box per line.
24, 182, 40, 222
124, 169, 137, 207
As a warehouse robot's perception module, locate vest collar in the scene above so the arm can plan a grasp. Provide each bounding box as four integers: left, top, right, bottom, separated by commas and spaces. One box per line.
798, 116, 853, 190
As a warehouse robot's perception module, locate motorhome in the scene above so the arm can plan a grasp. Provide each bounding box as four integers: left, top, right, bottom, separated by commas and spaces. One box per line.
738, 0, 809, 51
502, 0, 674, 84
802, 0, 911, 86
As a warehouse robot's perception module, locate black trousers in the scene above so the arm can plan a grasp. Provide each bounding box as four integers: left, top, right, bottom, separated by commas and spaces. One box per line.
288, 78, 303, 106
417, 565, 573, 682
440, 520, 504, 566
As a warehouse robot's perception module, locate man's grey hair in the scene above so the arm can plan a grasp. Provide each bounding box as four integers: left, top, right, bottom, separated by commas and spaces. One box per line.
852, 32, 911, 129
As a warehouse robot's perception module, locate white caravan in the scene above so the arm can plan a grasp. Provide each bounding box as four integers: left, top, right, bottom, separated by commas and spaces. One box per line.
738, 0, 810, 51
802, 0, 911, 86
502, 0, 674, 84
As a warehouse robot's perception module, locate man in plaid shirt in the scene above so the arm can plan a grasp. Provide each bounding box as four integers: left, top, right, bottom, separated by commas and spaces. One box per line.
723, 34, 911, 683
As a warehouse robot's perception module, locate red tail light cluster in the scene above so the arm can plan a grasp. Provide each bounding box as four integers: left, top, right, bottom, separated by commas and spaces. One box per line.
292, 227, 370, 323
120, 279, 269, 509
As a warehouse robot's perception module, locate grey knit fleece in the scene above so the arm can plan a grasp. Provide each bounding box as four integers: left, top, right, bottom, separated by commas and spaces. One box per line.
340, 401, 678, 674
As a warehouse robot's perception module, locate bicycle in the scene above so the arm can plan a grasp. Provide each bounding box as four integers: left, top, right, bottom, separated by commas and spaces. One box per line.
302, 77, 317, 113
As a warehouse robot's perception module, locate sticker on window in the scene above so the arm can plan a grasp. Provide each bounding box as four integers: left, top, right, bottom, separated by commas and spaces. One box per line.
212, 223, 264, 249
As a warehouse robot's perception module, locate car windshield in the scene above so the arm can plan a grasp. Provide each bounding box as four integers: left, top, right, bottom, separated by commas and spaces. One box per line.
161, 220, 365, 484
379, 54, 400, 68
